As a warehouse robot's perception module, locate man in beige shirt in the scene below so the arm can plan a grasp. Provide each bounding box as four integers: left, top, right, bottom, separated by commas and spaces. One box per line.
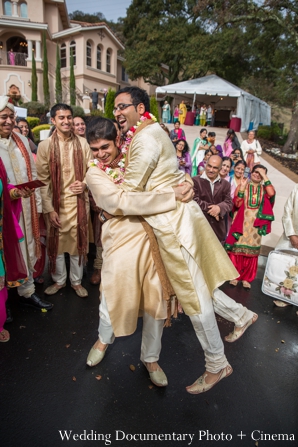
36, 104, 92, 298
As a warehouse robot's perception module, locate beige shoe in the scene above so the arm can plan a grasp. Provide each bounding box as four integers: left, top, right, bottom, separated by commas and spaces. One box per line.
273, 300, 290, 308
44, 283, 66, 295
71, 284, 88, 298
186, 365, 233, 394
225, 313, 258, 343
143, 362, 168, 387
86, 346, 107, 367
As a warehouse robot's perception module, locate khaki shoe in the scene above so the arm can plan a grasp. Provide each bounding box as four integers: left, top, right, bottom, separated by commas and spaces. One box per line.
44, 283, 66, 295
71, 284, 88, 298
186, 365, 233, 394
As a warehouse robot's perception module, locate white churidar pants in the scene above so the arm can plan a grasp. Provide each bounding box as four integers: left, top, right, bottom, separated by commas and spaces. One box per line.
182, 247, 254, 374
18, 271, 35, 298
98, 292, 164, 363
52, 254, 83, 286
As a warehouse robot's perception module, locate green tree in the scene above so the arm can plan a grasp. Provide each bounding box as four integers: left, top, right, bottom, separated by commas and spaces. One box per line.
122, 0, 253, 87
31, 51, 38, 102
69, 48, 76, 106
55, 45, 62, 103
104, 88, 116, 119
150, 96, 159, 122
195, 0, 298, 153
68, 10, 106, 22
42, 32, 50, 109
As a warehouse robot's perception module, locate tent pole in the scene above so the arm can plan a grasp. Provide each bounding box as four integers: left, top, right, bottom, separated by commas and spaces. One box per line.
192, 93, 196, 112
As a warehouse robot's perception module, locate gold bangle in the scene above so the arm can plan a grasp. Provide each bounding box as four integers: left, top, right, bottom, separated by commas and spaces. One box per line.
9, 188, 19, 200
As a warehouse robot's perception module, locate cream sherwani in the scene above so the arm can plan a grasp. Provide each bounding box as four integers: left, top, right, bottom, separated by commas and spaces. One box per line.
116, 122, 254, 373
0, 132, 42, 296
120, 122, 238, 315
276, 184, 298, 250
86, 166, 177, 337
36, 134, 92, 256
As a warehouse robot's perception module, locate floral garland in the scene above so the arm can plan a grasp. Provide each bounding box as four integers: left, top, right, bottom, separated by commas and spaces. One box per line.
88, 111, 157, 184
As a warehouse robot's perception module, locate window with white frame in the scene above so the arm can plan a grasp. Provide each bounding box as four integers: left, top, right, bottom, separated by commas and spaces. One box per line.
97, 45, 101, 70
19, 2, 28, 18
106, 49, 111, 73
86, 41, 92, 67
60, 43, 66, 68
4, 1, 12, 15
69, 40, 76, 65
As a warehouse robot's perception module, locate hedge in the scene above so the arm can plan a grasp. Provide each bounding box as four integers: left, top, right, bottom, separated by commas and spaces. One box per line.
72, 106, 85, 118
22, 101, 47, 117
26, 117, 40, 129
32, 124, 51, 143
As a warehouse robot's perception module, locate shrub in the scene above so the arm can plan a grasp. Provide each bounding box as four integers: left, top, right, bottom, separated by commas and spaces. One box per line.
90, 109, 104, 117
32, 124, 51, 143
72, 106, 85, 118
104, 89, 116, 119
150, 96, 159, 122
257, 126, 272, 140
26, 117, 40, 129
22, 101, 46, 117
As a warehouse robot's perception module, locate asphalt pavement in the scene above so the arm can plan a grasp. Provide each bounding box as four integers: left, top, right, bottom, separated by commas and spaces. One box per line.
1, 255, 297, 447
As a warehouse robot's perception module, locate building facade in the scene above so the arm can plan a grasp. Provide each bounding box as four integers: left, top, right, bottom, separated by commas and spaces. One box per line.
0, 0, 149, 109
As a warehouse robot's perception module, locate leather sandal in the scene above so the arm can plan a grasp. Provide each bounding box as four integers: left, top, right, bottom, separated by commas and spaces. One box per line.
225, 313, 258, 343
229, 279, 238, 287
142, 362, 168, 387
242, 280, 251, 289
0, 329, 10, 342
90, 269, 101, 285
186, 365, 233, 394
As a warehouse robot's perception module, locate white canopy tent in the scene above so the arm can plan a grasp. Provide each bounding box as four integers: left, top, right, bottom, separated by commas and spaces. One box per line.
156, 75, 271, 132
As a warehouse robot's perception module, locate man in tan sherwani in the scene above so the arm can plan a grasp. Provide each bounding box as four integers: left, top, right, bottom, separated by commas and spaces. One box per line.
36, 104, 92, 298
0, 96, 53, 311
109, 87, 258, 394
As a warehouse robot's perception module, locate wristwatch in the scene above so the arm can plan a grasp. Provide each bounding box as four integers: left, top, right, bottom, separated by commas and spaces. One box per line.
99, 210, 107, 223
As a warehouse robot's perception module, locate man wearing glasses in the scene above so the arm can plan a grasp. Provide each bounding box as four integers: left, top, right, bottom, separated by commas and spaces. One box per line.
93, 87, 257, 394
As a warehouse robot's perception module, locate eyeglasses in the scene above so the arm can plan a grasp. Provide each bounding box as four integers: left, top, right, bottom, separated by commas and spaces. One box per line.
112, 103, 137, 115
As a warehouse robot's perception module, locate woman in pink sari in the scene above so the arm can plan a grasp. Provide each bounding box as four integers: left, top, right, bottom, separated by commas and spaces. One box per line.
8, 49, 15, 65
0, 158, 28, 342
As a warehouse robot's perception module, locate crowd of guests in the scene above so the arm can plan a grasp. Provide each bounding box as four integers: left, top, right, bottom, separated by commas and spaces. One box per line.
165, 122, 275, 295
0, 93, 282, 345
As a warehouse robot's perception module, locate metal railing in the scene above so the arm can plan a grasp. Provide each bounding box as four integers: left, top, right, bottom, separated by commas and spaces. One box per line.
0, 50, 27, 66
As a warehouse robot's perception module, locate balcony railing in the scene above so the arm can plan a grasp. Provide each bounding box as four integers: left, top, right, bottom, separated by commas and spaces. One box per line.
0, 50, 27, 66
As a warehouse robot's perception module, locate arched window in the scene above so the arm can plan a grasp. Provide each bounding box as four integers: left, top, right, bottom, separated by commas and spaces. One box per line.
86, 41, 92, 67
20, 2, 28, 18
60, 43, 66, 68
4, 1, 12, 15
96, 45, 101, 70
106, 49, 111, 73
69, 40, 76, 65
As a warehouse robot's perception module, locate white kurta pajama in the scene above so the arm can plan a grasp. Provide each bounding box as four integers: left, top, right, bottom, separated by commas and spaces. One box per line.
0, 133, 42, 297
36, 135, 92, 285
117, 122, 254, 373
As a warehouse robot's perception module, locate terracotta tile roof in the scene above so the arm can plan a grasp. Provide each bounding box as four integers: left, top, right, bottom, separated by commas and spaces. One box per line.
69, 20, 124, 47
70, 20, 107, 27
